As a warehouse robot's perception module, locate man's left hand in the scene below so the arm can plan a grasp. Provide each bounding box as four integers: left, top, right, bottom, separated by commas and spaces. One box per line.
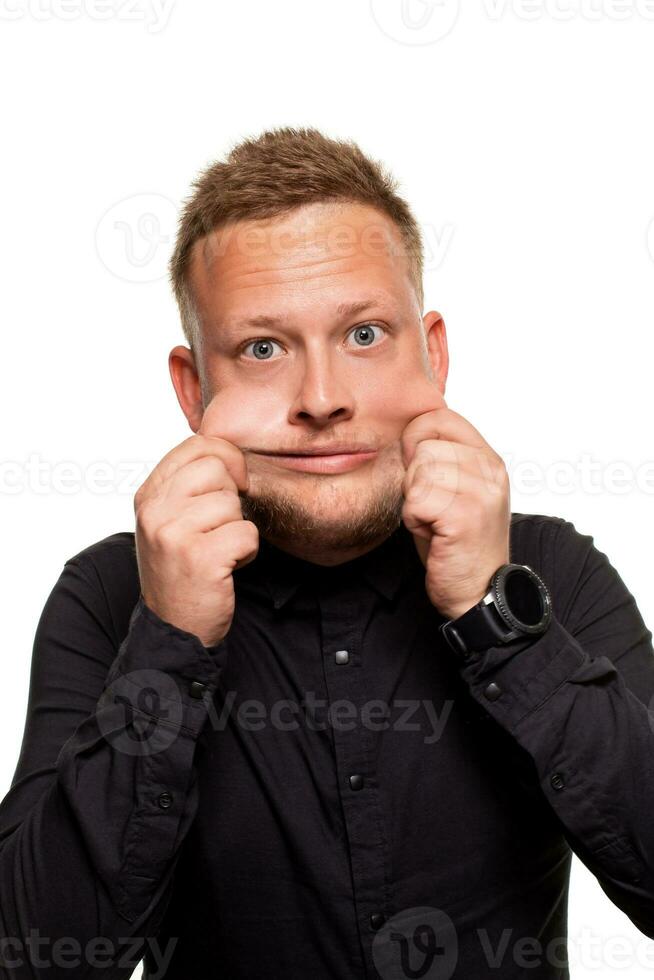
400, 404, 511, 621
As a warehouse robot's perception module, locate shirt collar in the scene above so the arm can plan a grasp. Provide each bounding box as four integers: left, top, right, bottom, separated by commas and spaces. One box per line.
234, 520, 423, 609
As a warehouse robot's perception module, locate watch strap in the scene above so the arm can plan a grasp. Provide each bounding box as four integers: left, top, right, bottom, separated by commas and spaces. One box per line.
439, 598, 508, 660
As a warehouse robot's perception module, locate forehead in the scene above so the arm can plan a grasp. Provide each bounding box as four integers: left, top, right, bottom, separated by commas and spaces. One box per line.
187, 201, 415, 320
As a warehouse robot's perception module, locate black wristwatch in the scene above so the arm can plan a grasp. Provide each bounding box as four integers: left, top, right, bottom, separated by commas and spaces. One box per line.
439, 563, 552, 661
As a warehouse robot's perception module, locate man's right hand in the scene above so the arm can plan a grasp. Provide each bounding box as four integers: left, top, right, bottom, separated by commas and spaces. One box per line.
133, 434, 259, 649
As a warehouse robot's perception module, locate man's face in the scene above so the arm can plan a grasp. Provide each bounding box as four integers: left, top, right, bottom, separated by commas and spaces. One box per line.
172, 200, 448, 561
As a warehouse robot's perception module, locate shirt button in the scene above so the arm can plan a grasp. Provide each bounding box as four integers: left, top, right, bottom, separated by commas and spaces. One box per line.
550, 772, 565, 790
484, 681, 502, 701
349, 774, 364, 791
369, 912, 385, 931
189, 681, 207, 700
334, 649, 350, 665
157, 792, 173, 809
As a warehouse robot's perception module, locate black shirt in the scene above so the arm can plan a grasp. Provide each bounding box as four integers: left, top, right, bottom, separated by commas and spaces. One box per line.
1, 511, 654, 979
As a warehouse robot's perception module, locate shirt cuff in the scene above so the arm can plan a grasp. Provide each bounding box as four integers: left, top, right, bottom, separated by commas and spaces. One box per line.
101, 594, 230, 739
455, 614, 590, 734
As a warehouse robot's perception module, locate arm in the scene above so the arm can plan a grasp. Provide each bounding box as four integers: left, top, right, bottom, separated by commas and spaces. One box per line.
0, 554, 229, 978
456, 517, 654, 938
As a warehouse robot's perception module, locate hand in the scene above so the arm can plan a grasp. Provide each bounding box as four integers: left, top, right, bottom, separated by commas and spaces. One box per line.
133, 433, 259, 649
400, 403, 511, 621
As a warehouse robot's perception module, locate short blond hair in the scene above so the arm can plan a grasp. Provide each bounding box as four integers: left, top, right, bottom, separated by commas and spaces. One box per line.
169, 126, 424, 350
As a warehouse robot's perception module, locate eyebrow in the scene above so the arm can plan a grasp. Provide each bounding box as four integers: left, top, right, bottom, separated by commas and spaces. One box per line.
225, 298, 390, 333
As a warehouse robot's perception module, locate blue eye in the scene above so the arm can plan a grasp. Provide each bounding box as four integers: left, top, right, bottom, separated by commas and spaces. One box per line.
347, 323, 383, 348
242, 339, 283, 360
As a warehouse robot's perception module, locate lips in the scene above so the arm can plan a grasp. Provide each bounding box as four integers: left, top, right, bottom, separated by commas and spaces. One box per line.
259, 445, 377, 457
254, 449, 379, 474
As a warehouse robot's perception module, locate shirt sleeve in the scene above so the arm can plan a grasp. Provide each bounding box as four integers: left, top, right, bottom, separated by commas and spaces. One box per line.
0, 554, 229, 978
454, 517, 654, 939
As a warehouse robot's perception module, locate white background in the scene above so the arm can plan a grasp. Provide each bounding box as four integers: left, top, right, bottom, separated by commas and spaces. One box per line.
1, 0, 654, 976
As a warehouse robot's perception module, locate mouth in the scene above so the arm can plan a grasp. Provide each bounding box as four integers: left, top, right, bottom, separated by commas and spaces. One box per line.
251, 448, 379, 474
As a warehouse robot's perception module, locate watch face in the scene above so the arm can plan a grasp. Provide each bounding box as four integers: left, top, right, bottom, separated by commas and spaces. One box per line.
494, 564, 552, 634
505, 567, 544, 626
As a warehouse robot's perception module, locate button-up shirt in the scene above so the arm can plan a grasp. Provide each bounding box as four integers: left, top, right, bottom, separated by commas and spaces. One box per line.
1, 512, 654, 979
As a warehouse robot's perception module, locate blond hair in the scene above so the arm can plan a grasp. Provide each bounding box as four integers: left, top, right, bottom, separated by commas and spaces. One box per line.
169, 126, 424, 350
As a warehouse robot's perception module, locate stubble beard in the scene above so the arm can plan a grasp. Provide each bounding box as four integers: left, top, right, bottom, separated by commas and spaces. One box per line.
238, 463, 406, 558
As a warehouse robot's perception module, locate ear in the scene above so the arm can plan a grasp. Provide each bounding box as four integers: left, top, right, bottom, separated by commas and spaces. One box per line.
168, 345, 205, 432
421, 310, 449, 393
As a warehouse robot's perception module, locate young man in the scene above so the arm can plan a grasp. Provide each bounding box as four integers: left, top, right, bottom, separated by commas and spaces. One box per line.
1, 127, 653, 980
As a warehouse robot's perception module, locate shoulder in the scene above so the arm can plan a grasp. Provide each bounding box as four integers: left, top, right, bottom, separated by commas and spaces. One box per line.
62, 531, 140, 643
64, 530, 137, 578
509, 511, 636, 631
509, 510, 572, 570
509, 509, 610, 567
509, 510, 593, 564
509, 511, 594, 622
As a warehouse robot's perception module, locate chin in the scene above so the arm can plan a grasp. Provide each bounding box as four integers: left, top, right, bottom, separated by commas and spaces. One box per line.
239, 478, 405, 552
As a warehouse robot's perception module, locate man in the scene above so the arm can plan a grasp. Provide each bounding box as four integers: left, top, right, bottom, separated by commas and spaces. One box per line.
1, 126, 653, 980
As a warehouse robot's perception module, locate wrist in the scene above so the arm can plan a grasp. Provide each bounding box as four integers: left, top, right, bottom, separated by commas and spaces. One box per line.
439, 564, 553, 660
439, 597, 485, 622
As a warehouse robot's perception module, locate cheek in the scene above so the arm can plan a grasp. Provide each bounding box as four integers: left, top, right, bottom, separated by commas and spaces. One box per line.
370, 372, 445, 428
198, 387, 288, 446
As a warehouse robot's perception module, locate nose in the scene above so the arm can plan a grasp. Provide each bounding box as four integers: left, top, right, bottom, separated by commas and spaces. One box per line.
288, 344, 354, 427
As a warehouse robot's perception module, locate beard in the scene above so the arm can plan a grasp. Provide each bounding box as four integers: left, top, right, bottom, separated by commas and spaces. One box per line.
238, 469, 406, 562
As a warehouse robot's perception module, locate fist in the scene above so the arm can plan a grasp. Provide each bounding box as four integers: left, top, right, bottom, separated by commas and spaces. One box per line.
400, 403, 511, 621
134, 431, 259, 649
